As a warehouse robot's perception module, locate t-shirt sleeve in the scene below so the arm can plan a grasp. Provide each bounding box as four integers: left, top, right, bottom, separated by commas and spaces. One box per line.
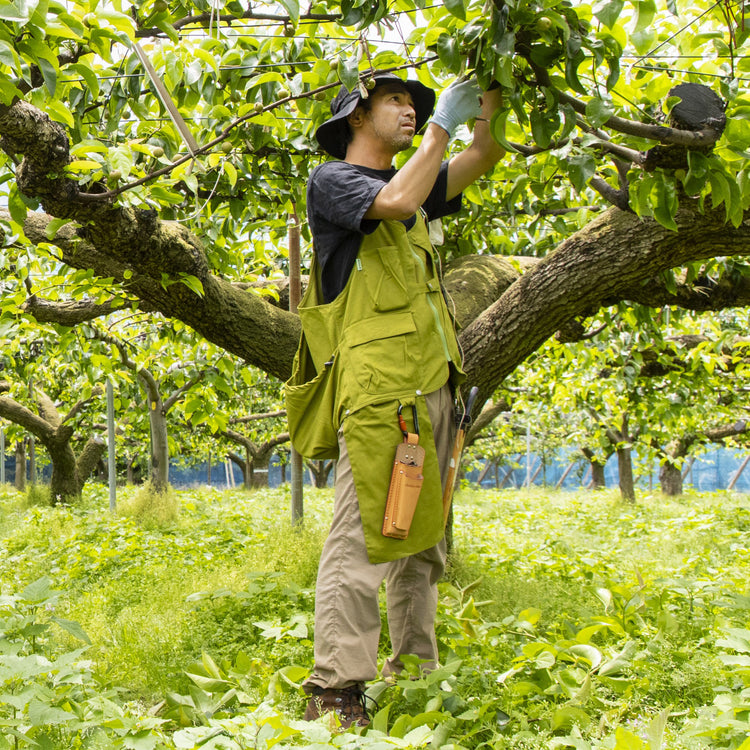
422, 161, 462, 221
308, 162, 385, 235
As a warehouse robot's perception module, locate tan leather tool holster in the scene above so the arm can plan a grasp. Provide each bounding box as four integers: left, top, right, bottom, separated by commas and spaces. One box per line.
382, 432, 425, 539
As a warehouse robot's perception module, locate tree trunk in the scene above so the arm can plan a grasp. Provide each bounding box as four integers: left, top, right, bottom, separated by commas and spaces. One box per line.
252, 447, 276, 488
591, 461, 607, 489
243, 447, 252, 490
228, 450, 253, 490
28, 437, 36, 485
14, 440, 26, 491
617, 447, 636, 503
659, 461, 683, 496
657, 437, 693, 496
139, 370, 169, 491
77, 437, 107, 487
581, 448, 609, 489
306, 459, 334, 488
44, 424, 84, 503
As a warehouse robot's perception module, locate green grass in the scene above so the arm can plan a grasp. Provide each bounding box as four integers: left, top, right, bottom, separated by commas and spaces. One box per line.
0, 482, 748, 748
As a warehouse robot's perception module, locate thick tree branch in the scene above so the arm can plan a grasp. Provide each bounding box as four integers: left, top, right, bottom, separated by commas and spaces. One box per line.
458, 202, 750, 404
231, 410, 287, 423
22, 296, 127, 325
62, 386, 104, 424
558, 90, 723, 148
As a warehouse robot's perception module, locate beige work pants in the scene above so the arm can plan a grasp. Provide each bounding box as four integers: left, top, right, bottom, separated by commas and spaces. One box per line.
305, 385, 456, 690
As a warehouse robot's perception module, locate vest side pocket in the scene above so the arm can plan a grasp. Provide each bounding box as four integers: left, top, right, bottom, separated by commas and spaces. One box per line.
284, 342, 340, 460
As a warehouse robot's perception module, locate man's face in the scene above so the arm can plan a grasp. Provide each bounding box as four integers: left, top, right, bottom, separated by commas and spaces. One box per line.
359, 83, 417, 153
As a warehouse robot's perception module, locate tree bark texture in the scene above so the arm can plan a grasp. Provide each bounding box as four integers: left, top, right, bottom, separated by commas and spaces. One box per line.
617, 447, 636, 503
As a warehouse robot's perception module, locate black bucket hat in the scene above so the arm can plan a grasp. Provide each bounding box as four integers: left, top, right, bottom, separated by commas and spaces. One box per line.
315, 72, 436, 159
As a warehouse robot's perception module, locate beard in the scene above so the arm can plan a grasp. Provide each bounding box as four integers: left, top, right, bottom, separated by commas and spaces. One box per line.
368, 116, 414, 153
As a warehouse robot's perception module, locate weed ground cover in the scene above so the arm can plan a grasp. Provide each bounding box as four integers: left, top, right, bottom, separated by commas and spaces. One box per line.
0, 483, 748, 749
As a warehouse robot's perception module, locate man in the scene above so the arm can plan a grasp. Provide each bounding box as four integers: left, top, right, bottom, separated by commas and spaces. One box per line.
286, 71, 504, 727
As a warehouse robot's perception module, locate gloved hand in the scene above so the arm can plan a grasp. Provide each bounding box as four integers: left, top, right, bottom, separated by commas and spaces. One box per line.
430, 79, 482, 137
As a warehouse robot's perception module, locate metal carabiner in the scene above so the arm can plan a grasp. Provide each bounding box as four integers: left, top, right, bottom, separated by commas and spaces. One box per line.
397, 403, 419, 439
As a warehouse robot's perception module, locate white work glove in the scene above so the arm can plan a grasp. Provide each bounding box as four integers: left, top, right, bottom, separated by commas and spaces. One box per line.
430, 79, 482, 137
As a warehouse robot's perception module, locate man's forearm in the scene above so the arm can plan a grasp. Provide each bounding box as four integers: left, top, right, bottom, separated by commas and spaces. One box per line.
364, 123, 450, 221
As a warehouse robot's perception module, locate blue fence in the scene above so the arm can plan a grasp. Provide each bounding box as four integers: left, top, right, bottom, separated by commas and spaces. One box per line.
466, 447, 750, 493
3, 448, 749, 492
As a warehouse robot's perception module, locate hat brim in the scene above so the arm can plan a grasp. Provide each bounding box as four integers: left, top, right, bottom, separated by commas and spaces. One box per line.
315, 74, 435, 159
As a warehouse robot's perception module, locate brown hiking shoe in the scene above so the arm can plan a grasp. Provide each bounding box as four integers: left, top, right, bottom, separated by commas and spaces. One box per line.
303, 684, 371, 728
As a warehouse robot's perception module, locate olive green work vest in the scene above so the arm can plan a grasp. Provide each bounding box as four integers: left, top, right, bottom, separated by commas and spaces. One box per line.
285, 213, 465, 562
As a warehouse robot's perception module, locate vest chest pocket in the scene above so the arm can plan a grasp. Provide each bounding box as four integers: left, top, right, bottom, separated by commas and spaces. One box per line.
359, 247, 410, 312
343, 312, 418, 395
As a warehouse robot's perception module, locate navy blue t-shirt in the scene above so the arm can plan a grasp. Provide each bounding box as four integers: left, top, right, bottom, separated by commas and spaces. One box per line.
307, 160, 461, 303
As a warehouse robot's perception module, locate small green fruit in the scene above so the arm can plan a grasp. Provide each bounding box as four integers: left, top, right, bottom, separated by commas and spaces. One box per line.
152, 146, 164, 158
221, 140, 233, 153
329, 59, 339, 72
365, 77, 376, 90
154, 0, 168, 11
284, 24, 295, 36
535, 16, 552, 32
314, 91, 326, 101
109, 169, 122, 181
253, 101, 264, 113
278, 87, 290, 98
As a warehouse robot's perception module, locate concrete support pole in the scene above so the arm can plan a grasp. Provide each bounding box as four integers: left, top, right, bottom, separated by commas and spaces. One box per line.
107, 380, 116, 511
525, 422, 532, 488
29, 436, 35, 485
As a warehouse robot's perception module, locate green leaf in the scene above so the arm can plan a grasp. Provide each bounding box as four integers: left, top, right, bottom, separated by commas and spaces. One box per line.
8, 184, 28, 225
45, 217, 73, 239
444, 0, 465, 21
437, 32, 460, 72
339, 54, 359, 92
565, 51, 588, 95
277, 0, 299, 25
178, 274, 205, 297
0, 0, 30, 22
647, 708, 669, 750
632, 0, 656, 34
51, 617, 92, 644
37, 55, 57, 97
614, 726, 647, 749
0, 39, 19, 68
27, 700, 77, 726
551, 705, 592, 731
585, 97, 614, 128
594, 0, 624, 29
566, 153, 596, 193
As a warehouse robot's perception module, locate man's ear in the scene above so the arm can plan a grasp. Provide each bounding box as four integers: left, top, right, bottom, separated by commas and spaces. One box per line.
347, 106, 365, 129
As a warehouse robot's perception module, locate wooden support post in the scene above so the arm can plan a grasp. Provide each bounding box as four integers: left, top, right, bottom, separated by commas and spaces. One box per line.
476, 458, 494, 485
498, 458, 517, 489
728, 454, 750, 490
555, 461, 576, 489
681, 455, 696, 481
